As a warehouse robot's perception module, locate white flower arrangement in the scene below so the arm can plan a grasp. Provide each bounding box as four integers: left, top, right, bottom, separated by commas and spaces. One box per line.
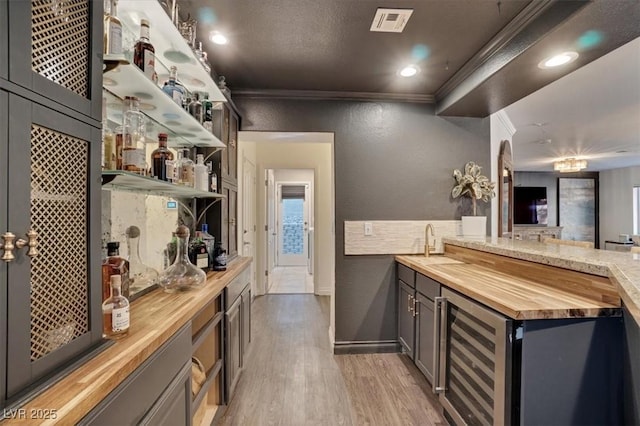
452, 162, 496, 216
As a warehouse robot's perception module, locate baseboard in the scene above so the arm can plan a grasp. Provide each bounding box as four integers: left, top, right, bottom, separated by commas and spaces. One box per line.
333, 340, 400, 355
315, 287, 331, 296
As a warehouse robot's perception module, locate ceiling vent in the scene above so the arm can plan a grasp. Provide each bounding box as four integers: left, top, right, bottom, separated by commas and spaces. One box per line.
370, 8, 413, 33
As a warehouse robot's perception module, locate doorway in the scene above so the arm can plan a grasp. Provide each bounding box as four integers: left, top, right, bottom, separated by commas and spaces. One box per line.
268, 169, 314, 294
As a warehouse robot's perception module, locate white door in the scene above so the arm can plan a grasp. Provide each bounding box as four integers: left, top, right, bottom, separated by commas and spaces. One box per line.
277, 183, 309, 266
266, 170, 276, 290
242, 158, 256, 292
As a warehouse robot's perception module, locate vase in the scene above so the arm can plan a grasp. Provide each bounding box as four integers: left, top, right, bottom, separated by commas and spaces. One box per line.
461, 216, 487, 238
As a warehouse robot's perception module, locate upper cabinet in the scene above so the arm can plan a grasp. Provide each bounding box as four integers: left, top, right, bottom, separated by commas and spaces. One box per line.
7, 0, 103, 120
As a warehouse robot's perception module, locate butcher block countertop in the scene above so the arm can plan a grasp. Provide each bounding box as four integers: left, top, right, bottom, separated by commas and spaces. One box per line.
442, 237, 640, 325
4, 257, 252, 426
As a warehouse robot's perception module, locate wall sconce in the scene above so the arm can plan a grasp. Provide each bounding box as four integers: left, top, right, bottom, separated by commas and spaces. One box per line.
553, 158, 587, 173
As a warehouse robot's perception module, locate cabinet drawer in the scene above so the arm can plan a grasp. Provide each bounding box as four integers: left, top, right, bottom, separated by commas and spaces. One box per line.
80, 325, 191, 425
416, 273, 440, 300
397, 264, 415, 288
226, 266, 250, 309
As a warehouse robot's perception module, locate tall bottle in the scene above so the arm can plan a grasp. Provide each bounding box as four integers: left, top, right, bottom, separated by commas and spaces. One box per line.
122, 96, 146, 174
177, 149, 195, 187
189, 231, 210, 271
158, 225, 206, 292
188, 92, 203, 124
151, 133, 174, 181
102, 242, 130, 299
208, 162, 217, 193
133, 19, 156, 82
202, 93, 213, 132
195, 154, 209, 191
126, 226, 159, 294
161, 66, 184, 106
102, 93, 116, 170
103, 0, 123, 56
212, 241, 227, 271
200, 224, 215, 268
102, 275, 130, 339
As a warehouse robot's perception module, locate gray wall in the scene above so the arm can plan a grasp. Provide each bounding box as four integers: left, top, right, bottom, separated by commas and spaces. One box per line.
234, 98, 490, 344
599, 166, 640, 248
624, 307, 640, 424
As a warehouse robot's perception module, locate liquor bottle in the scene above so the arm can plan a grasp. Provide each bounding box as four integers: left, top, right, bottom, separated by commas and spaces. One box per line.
195, 154, 209, 191
151, 133, 174, 181
126, 226, 159, 294
115, 125, 124, 170
133, 18, 156, 81
103, 0, 123, 56
161, 66, 184, 106
208, 163, 217, 193
122, 96, 146, 174
158, 225, 206, 292
102, 275, 130, 339
200, 224, 215, 268
195, 42, 211, 73
103, 126, 116, 170
189, 231, 210, 271
188, 92, 203, 123
202, 93, 213, 132
177, 149, 195, 187
213, 241, 227, 271
103, 241, 130, 298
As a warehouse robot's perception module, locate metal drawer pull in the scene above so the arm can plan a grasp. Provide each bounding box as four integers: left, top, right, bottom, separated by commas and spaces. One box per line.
1, 230, 38, 262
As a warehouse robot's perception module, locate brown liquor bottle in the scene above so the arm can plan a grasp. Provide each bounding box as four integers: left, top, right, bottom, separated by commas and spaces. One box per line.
151, 133, 174, 181
133, 19, 156, 81
102, 241, 131, 299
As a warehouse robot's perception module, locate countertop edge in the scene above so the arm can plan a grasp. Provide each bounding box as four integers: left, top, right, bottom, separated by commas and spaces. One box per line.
441, 237, 640, 326
4, 257, 252, 425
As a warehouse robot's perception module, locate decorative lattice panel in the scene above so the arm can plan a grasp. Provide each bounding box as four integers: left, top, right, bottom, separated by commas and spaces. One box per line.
30, 125, 89, 361
31, 0, 89, 98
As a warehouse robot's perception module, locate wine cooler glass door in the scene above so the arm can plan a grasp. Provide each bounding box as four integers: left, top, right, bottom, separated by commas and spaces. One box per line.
436, 288, 513, 426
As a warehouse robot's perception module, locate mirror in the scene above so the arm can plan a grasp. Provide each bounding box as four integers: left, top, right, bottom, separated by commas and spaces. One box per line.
498, 140, 514, 237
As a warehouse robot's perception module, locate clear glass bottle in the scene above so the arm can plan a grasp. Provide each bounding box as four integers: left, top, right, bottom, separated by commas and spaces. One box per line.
122, 96, 146, 174
158, 225, 206, 292
134, 18, 156, 81
102, 241, 130, 299
195, 154, 209, 191
126, 225, 159, 294
200, 224, 215, 268
103, 0, 123, 56
208, 163, 217, 193
102, 274, 130, 339
188, 92, 203, 124
162, 66, 184, 106
151, 133, 174, 181
177, 149, 195, 187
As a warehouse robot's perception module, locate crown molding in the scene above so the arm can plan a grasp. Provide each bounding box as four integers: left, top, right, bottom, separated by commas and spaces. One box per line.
494, 110, 517, 137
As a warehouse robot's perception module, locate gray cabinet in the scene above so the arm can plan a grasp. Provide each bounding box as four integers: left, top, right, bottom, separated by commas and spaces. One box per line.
225, 295, 242, 400
397, 280, 415, 358
80, 325, 192, 426
0, 0, 7, 80
6, 0, 103, 120
241, 286, 251, 365
0, 89, 7, 409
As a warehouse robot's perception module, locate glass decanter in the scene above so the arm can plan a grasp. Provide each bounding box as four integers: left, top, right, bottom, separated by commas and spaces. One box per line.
125, 226, 159, 294
158, 225, 206, 292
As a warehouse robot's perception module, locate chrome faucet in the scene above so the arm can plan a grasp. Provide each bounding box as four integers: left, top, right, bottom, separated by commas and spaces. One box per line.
425, 223, 436, 257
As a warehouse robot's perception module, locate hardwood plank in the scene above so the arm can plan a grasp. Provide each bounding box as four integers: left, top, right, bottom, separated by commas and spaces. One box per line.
219, 295, 447, 426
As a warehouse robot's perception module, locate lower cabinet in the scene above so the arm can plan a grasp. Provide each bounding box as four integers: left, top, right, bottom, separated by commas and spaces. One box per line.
80, 325, 192, 425
397, 280, 415, 359
414, 291, 436, 384
224, 267, 251, 403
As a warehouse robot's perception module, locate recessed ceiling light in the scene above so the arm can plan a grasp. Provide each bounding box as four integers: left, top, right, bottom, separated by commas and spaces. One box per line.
210, 32, 228, 45
398, 65, 419, 77
538, 51, 579, 69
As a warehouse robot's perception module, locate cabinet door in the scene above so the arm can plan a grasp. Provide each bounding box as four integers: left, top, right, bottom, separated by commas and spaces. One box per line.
228, 185, 238, 258
397, 280, 415, 359
0, 89, 7, 408
225, 297, 242, 402
7, 0, 102, 120
415, 293, 436, 384
241, 287, 251, 367
213, 105, 230, 179
5, 94, 102, 399
140, 361, 191, 426
228, 113, 238, 182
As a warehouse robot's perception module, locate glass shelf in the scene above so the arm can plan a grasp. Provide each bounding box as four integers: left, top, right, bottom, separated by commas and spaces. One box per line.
116, 0, 226, 102
103, 63, 224, 149
102, 171, 225, 200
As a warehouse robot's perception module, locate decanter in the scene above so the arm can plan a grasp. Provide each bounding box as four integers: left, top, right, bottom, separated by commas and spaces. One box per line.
126, 225, 159, 294
158, 225, 206, 292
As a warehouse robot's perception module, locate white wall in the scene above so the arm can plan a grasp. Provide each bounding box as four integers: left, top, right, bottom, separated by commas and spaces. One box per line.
490, 111, 516, 237
239, 133, 335, 341
599, 166, 640, 247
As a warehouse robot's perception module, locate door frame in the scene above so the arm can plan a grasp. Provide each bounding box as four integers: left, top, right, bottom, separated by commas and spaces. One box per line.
241, 156, 256, 296
275, 181, 311, 266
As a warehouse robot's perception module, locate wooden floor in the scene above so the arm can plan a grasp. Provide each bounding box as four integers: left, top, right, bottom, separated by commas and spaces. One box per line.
219, 294, 446, 426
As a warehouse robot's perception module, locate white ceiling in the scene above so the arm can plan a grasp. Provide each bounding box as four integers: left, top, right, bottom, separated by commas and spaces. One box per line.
504, 37, 640, 172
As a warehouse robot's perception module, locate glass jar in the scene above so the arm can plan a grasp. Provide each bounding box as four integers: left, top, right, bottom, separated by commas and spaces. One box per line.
126, 225, 159, 294
158, 225, 206, 292
122, 96, 146, 174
